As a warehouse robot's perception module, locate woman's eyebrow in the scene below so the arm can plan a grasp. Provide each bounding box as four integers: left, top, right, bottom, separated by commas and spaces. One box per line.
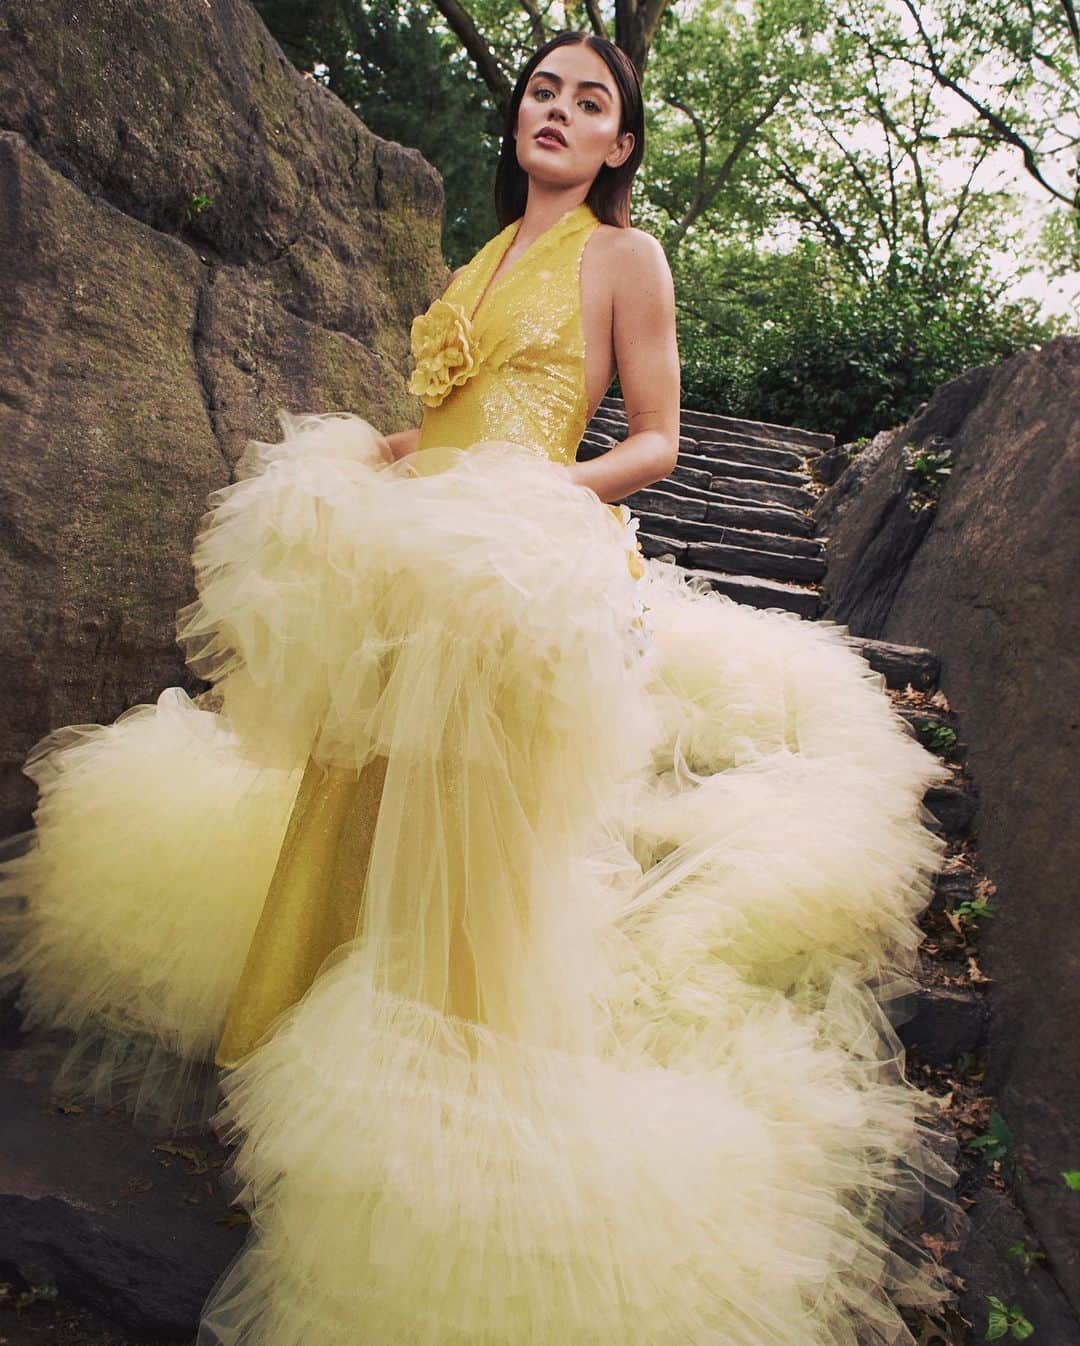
529, 69, 613, 99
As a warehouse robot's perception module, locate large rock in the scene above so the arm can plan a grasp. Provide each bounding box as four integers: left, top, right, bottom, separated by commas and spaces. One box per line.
0, 0, 445, 835
0, 1024, 242, 1338
816, 335, 1080, 1316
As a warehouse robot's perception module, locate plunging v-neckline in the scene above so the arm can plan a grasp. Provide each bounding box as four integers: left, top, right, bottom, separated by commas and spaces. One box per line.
469, 203, 594, 326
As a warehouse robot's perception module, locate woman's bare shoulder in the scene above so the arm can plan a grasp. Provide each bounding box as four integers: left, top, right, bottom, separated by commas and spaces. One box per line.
610, 226, 670, 277
591, 224, 670, 295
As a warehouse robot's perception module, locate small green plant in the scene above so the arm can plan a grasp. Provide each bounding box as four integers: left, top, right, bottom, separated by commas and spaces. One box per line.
954, 897, 997, 931
1005, 1239, 1045, 1274
985, 1295, 1034, 1340
186, 191, 213, 222
918, 721, 958, 757
970, 1109, 1013, 1163
905, 437, 954, 488
904, 436, 954, 514
1063, 1170, 1080, 1190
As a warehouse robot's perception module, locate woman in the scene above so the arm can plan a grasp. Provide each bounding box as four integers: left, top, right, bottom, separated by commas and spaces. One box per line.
0, 30, 964, 1346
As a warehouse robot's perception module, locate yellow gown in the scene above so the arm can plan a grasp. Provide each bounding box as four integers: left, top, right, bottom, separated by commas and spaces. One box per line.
212, 203, 606, 1067
0, 201, 966, 1345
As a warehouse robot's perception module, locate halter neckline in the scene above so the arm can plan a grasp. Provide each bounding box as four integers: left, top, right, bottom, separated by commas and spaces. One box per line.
470, 202, 597, 325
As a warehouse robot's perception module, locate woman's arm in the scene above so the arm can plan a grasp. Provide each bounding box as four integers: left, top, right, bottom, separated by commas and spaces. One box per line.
380, 427, 422, 461
565, 231, 681, 505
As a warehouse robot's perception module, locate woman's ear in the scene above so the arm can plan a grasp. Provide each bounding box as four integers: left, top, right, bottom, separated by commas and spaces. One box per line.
606, 132, 634, 169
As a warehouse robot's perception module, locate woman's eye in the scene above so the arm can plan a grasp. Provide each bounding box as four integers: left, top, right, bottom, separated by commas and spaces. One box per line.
533, 87, 601, 113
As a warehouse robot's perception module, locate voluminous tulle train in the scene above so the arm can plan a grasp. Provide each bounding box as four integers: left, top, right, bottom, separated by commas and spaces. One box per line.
0, 412, 963, 1345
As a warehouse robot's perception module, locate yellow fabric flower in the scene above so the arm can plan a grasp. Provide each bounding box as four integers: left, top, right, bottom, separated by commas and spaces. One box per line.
608, 503, 647, 580
407, 299, 480, 408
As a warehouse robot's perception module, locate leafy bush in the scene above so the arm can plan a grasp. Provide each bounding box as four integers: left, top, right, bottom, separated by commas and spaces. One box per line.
678, 257, 1062, 440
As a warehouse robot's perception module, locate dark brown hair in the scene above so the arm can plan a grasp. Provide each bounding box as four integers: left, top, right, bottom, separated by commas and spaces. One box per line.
494, 32, 645, 230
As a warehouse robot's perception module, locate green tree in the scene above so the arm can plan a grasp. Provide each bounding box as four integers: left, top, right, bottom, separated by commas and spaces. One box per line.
254, 0, 1072, 438
676, 238, 1059, 439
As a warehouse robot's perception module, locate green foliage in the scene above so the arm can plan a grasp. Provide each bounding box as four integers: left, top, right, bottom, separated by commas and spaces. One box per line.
677, 239, 1059, 439
254, 0, 1075, 439
904, 437, 954, 513
185, 192, 213, 222
842, 0, 1076, 213
1063, 1170, 1080, 1190
985, 1295, 1035, 1341
953, 897, 996, 931
905, 441, 953, 491
970, 1110, 1014, 1164
1004, 1239, 1046, 1274
917, 720, 958, 757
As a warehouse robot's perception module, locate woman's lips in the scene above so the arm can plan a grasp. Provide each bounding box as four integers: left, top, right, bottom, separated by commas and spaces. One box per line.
535, 131, 568, 148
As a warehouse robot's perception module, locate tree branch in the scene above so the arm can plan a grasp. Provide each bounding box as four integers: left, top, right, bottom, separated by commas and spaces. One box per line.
428, 0, 513, 114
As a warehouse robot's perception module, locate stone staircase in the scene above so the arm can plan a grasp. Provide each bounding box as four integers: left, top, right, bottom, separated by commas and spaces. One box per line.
579, 393, 978, 826
577, 393, 832, 618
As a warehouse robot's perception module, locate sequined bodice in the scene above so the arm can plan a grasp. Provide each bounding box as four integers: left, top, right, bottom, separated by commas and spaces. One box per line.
409, 203, 600, 466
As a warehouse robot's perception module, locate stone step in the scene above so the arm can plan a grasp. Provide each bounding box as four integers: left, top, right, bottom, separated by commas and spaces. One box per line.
580, 428, 721, 463
591, 410, 819, 463
843, 637, 941, 691
586, 398, 834, 613
670, 462, 713, 492
580, 419, 626, 445
691, 426, 823, 457
668, 563, 823, 617
639, 531, 825, 585
624, 486, 815, 538
897, 986, 989, 1067
583, 439, 816, 515
680, 440, 809, 473
679, 411, 833, 455
924, 782, 977, 837
707, 474, 818, 513
685, 453, 811, 490
635, 468, 813, 508
634, 509, 824, 560
599, 394, 834, 453
1, 1033, 238, 1337
625, 485, 707, 522
582, 421, 813, 480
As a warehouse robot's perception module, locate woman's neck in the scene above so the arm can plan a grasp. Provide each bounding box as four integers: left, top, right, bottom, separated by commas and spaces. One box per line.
514, 188, 590, 246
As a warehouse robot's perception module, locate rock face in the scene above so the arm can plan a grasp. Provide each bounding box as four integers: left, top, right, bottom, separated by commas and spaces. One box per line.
0, 0, 445, 835
0, 1022, 245, 1339
815, 335, 1080, 1316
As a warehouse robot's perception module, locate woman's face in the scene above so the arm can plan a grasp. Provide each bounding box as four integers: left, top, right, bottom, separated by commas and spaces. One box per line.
513, 43, 633, 191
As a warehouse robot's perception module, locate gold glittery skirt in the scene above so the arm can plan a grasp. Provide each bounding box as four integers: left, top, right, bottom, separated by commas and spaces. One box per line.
214, 751, 489, 1067
213, 754, 387, 1067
